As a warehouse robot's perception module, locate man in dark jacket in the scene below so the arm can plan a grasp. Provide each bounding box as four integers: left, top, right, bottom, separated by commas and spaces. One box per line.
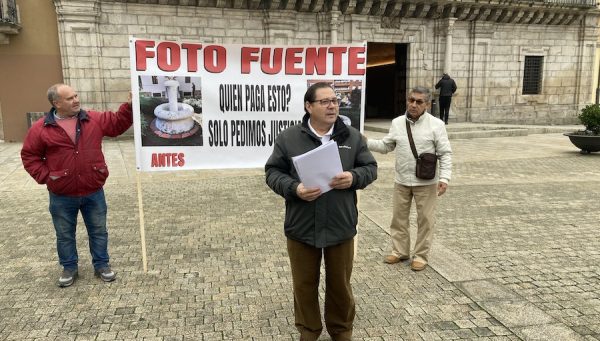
21, 83, 133, 287
265, 82, 377, 341
435, 73, 457, 124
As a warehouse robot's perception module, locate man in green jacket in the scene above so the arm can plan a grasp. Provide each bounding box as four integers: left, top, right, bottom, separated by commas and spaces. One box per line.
265, 82, 377, 341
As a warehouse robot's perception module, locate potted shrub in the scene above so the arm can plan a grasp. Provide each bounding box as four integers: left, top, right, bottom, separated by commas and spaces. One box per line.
564, 104, 600, 154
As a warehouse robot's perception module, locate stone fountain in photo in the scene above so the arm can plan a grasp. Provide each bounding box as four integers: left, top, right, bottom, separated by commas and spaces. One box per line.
151, 79, 199, 139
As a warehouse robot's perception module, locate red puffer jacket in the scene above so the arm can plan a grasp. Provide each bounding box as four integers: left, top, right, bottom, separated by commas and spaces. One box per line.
21, 103, 133, 196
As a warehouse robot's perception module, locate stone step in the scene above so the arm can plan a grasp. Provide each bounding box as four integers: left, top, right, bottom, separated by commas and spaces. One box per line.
448, 128, 528, 139
364, 121, 580, 139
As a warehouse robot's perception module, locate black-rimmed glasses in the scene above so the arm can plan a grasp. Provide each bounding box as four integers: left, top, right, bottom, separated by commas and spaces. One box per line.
312, 98, 339, 106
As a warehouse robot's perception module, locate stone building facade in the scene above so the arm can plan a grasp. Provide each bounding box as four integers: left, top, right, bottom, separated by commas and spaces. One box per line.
4, 0, 599, 141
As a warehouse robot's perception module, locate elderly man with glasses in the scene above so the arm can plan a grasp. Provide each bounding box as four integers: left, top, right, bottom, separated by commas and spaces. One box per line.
366, 86, 452, 271
265, 82, 377, 341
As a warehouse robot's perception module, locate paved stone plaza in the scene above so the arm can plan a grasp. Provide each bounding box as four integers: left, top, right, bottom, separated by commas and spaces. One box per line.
0, 125, 599, 340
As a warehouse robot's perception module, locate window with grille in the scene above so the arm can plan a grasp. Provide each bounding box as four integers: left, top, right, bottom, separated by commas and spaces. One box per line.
522, 56, 543, 95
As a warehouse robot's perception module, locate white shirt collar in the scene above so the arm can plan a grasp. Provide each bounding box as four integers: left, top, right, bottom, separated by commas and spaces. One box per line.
308, 119, 334, 144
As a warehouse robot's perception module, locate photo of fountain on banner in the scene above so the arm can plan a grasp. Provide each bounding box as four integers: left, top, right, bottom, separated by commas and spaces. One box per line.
137, 75, 203, 146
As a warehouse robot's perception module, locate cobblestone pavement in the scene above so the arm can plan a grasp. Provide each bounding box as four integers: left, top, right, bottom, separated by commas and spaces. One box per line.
0, 128, 599, 340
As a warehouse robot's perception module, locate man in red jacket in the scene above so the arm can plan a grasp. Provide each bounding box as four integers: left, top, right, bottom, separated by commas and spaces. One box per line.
21, 83, 133, 287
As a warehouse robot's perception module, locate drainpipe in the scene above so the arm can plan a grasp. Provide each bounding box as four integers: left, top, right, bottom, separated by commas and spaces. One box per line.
597, 56, 600, 104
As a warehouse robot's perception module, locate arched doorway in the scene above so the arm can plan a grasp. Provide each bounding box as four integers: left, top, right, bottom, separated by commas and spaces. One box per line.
365, 42, 408, 119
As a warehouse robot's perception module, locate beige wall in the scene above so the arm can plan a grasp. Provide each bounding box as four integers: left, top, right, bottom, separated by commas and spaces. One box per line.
0, 0, 63, 142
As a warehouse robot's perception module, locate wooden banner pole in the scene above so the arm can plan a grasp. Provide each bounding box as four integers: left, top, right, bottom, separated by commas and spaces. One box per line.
136, 171, 148, 273
355, 191, 360, 258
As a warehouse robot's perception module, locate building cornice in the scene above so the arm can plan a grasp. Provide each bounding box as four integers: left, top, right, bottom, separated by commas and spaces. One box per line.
54, 0, 100, 23
99, 0, 598, 25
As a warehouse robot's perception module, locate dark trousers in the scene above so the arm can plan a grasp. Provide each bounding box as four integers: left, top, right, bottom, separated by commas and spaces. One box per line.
439, 96, 452, 124
287, 238, 355, 341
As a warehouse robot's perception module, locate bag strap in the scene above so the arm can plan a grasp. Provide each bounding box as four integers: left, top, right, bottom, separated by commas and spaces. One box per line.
405, 119, 419, 159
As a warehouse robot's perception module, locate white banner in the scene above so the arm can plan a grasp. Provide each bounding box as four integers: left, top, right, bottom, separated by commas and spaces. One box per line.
129, 37, 367, 171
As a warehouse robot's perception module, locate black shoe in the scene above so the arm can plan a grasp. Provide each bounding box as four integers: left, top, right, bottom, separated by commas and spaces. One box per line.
58, 268, 78, 287
94, 266, 116, 282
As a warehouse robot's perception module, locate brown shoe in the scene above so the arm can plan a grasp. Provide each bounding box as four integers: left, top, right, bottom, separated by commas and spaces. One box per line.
330, 331, 352, 341
410, 260, 427, 271
384, 255, 408, 264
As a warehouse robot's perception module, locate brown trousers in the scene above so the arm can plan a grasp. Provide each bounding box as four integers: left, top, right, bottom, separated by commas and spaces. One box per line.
287, 238, 355, 341
390, 183, 438, 263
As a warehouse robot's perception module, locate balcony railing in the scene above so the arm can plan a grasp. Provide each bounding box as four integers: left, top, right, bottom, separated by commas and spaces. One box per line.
542, 0, 597, 7
0, 0, 20, 44
0, 0, 19, 24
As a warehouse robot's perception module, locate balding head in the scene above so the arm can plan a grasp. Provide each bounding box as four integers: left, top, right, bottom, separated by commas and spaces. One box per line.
47, 83, 67, 106
47, 84, 81, 117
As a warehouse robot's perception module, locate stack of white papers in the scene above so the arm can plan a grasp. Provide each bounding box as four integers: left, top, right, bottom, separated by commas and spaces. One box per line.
291, 141, 343, 194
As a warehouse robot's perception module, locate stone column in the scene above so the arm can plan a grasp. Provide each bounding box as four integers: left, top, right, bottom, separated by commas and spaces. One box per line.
330, 11, 340, 44
444, 18, 456, 74
53, 0, 105, 109
576, 15, 598, 105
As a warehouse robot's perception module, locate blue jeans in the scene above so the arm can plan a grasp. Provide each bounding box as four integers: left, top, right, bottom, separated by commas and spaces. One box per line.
49, 189, 110, 271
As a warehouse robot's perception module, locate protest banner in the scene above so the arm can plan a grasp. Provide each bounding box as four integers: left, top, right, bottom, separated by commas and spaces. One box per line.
129, 37, 367, 171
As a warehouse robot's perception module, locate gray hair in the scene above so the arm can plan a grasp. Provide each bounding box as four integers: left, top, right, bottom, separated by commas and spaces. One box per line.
47, 83, 65, 106
410, 86, 432, 103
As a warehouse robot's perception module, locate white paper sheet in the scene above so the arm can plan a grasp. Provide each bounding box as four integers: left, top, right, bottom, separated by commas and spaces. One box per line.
292, 141, 343, 194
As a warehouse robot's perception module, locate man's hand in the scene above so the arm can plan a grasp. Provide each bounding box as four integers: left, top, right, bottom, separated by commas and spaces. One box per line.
127, 91, 132, 105
437, 182, 448, 196
296, 183, 321, 201
330, 171, 353, 190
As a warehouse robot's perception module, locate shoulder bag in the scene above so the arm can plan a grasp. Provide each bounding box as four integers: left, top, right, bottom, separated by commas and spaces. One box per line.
406, 119, 438, 180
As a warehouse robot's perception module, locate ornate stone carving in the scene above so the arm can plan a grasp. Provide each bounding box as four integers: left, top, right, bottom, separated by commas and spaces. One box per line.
53, 0, 100, 23
380, 16, 403, 30
263, 11, 297, 44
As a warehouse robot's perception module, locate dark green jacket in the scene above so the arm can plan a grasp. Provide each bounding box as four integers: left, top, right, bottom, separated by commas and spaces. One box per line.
265, 114, 377, 248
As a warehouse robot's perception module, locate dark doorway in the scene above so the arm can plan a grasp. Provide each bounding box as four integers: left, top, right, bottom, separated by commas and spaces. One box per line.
365, 42, 408, 119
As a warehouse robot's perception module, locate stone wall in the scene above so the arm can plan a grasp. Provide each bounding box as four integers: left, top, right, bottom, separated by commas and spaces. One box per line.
450, 18, 597, 124
53, 0, 599, 124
